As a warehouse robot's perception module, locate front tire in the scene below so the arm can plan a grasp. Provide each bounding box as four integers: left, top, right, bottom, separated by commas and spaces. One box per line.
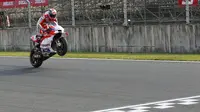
56, 37, 68, 56
30, 49, 43, 68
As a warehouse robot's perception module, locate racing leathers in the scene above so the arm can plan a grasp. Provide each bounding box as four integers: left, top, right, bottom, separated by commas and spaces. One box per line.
36, 9, 58, 54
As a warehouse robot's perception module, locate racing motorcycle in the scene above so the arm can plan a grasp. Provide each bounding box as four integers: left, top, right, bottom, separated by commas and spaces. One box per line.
30, 22, 68, 68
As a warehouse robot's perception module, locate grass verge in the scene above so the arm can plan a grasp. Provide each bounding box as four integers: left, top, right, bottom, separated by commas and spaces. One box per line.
0, 52, 200, 61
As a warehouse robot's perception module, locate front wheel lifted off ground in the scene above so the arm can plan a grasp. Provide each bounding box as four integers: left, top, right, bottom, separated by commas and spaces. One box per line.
56, 37, 68, 56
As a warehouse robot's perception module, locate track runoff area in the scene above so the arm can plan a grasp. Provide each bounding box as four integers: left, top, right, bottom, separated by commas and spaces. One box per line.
0, 56, 200, 112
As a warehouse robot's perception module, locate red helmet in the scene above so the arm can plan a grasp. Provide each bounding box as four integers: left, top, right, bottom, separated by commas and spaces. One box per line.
48, 8, 57, 19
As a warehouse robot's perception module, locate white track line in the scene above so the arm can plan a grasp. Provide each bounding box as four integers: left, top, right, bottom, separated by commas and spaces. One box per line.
91, 95, 200, 112
0, 56, 200, 63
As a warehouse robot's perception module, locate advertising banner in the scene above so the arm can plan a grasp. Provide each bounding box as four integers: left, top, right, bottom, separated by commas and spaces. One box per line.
0, 0, 15, 2
0, 0, 48, 8
32, 0, 48, 7
178, 0, 198, 6
0, 0, 15, 8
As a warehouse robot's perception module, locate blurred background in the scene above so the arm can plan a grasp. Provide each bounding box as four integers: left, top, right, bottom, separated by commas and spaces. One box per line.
1, 0, 200, 28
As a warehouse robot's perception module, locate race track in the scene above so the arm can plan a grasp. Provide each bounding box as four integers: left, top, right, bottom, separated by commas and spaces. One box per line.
0, 57, 200, 112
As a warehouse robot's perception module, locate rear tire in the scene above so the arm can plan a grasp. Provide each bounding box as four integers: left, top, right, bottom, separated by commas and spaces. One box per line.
56, 37, 68, 56
30, 49, 43, 68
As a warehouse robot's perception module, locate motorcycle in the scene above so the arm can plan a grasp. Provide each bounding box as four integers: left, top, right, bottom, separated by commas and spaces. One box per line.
30, 22, 68, 68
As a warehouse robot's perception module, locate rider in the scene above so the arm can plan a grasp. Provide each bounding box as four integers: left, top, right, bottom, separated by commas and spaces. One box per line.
36, 8, 58, 54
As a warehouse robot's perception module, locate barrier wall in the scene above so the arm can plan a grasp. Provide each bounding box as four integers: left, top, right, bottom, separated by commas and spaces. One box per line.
1, 24, 200, 53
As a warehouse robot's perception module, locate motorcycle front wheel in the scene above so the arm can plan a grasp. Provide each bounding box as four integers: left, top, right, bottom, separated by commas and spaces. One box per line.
56, 37, 68, 56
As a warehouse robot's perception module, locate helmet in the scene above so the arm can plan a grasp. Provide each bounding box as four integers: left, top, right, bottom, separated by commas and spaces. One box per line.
48, 8, 57, 19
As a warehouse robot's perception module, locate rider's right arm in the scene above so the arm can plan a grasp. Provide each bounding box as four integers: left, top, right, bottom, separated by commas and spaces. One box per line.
38, 16, 49, 31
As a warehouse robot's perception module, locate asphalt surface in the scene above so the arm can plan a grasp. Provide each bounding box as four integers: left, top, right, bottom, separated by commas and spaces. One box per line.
0, 57, 200, 112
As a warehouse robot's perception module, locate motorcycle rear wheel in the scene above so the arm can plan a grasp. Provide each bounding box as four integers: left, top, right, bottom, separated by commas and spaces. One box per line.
30, 49, 43, 68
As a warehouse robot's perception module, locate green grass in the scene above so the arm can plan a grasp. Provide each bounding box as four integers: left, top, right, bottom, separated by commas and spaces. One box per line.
0, 51, 200, 61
